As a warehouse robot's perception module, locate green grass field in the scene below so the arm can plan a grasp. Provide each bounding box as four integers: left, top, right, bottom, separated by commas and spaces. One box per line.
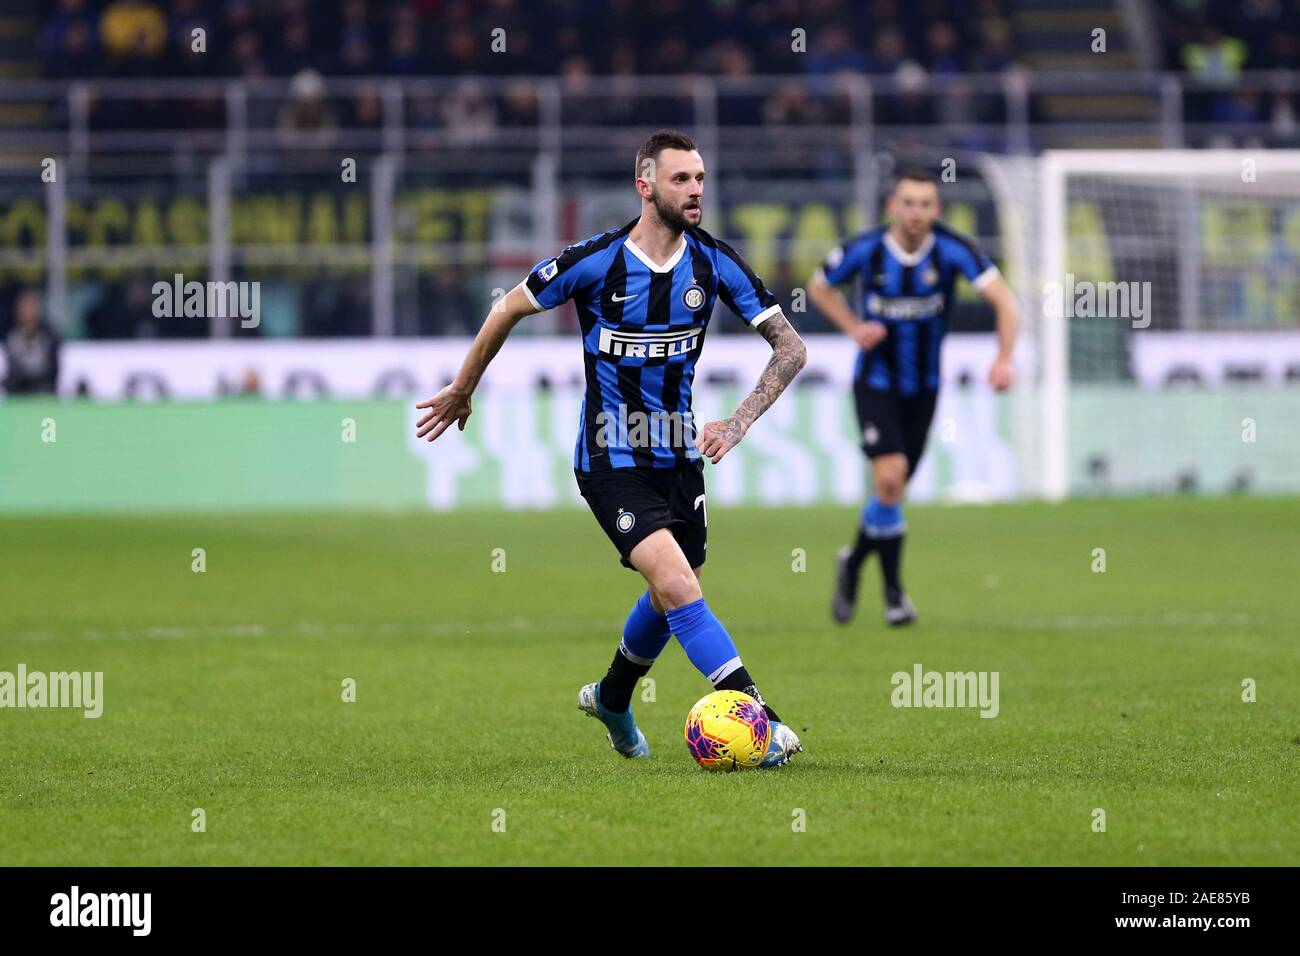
1, 498, 1297, 866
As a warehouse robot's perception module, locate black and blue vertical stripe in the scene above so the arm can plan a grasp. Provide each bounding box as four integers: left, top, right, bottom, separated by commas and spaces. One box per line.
824, 221, 996, 397
524, 219, 779, 473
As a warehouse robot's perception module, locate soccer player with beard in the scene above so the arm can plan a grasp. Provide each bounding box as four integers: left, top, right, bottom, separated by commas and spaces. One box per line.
810, 168, 1019, 626
416, 130, 807, 767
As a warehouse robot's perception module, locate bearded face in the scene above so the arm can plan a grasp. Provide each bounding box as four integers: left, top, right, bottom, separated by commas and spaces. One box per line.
649, 183, 699, 231
637, 147, 704, 231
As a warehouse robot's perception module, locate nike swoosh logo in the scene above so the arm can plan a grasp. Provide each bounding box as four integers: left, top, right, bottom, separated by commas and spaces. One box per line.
611, 293, 638, 302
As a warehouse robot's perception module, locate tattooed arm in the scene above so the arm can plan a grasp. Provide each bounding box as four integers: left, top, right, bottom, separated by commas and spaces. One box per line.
696, 313, 807, 464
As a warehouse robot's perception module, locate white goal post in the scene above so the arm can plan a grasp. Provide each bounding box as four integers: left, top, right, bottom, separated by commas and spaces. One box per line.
980, 149, 1300, 501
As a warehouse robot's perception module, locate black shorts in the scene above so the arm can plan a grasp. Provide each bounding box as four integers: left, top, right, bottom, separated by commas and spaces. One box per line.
853, 381, 938, 477
575, 460, 707, 570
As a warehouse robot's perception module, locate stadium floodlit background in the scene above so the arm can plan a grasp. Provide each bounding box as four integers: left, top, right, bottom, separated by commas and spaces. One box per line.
2, 0, 1298, 508
0, 0, 1297, 869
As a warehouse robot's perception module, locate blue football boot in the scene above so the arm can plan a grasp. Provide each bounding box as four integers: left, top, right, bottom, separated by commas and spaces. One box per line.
758, 721, 803, 768
578, 682, 650, 758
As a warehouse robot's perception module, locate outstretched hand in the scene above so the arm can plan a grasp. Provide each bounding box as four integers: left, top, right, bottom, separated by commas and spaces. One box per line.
415, 384, 473, 442
988, 357, 1014, 392
696, 416, 745, 464
853, 321, 888, 350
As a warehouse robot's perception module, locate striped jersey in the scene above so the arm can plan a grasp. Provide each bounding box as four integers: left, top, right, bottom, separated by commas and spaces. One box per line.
818, 222, 998, 395
523, 218, 781, 473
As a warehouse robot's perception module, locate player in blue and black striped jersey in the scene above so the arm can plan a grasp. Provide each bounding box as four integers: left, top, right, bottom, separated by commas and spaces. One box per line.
809, 168, 1019, 627
416, 130, 807, 767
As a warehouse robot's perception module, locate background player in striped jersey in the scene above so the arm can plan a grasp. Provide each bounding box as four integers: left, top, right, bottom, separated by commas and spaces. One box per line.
809, 168, 1019, 626
415, 130, 808, 766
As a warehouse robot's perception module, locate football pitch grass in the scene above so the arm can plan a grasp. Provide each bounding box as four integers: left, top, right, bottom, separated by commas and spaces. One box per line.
1, 497, 1297, 866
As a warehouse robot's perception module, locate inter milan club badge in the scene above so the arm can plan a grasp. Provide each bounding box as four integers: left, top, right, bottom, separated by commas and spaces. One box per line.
682, 285, 705, 311
922, 266, 939, 286
615, 509, 636, 533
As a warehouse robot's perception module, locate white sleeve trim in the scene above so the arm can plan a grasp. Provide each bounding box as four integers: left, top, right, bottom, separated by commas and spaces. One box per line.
811, 267, 829, 285
520, 281, 544, 312
972, 265, 1000, 291
749, 303, 783, 327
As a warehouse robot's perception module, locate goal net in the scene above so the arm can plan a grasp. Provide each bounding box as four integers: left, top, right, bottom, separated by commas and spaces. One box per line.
979, 150, 1300, 500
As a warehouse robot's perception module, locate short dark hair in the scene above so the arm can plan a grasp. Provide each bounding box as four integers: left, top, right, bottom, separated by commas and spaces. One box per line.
892, 167, 941, 192
635, 129, 698, 181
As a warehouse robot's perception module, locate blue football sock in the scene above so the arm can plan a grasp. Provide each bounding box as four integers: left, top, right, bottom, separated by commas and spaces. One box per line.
667, 598, 742, 684
863, 496, 906, 538
598, 591, 671, 714
864, 497, 906, 591
620, 590, 672, 663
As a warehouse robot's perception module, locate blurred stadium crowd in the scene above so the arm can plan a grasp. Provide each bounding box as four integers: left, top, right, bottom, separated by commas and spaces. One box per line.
22, 1, 1298, 176
0, 0, 1295, 357
38, 0, 1019, 81
36, 0, 1031, 137
35, 0, 1300, 82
